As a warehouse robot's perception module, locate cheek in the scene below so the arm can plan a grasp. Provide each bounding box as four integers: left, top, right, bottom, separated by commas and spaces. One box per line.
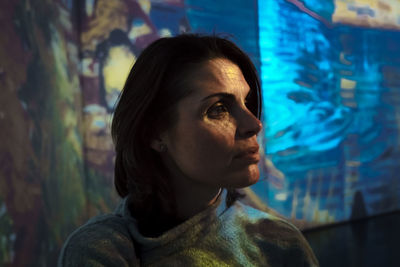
175, 121, 236, 168
195, 122, 235, 159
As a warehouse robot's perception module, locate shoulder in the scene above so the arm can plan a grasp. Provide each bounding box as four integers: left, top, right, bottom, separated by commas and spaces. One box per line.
237, 201, 302, 241
58, 214, 139, 267
234, 201, 319, 266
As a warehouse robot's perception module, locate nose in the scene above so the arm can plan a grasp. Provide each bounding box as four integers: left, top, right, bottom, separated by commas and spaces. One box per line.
236, 108, 262, 139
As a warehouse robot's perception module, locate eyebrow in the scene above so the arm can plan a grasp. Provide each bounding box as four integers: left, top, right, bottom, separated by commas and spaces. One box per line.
201, 92, 236, 102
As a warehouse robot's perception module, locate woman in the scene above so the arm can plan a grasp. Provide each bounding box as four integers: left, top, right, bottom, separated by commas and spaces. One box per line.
59, 34, 319, 266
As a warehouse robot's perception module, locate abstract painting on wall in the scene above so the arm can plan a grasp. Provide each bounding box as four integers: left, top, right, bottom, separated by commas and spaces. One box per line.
256, 0, 400, 229
1, 0, 399, 266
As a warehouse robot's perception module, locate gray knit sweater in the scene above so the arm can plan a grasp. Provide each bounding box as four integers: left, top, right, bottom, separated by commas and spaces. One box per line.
58, 189, 319, 266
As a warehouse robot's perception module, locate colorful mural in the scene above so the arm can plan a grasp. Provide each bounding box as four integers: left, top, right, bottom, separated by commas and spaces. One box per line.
0, 0, 258, 266
0, 1, 85, 266
257, 0, 400, 229
1, 0, 399, 266
333, 0, 400, 30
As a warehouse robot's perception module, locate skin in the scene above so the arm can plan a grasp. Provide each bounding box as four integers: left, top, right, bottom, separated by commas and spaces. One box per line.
152, 58, 263, 220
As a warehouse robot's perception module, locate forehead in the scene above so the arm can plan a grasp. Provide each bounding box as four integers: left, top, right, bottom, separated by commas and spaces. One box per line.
190, 58, 250, 96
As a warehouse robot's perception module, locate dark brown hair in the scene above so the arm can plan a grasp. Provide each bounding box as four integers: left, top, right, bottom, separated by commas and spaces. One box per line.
111, 34, 261, 235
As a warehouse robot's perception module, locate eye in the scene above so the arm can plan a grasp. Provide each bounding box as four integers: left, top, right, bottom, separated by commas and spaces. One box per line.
207, 102, 229, 118
245, 92, 252, 107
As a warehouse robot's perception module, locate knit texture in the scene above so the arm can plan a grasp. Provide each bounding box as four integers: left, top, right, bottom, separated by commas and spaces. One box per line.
58, 189, 319, 266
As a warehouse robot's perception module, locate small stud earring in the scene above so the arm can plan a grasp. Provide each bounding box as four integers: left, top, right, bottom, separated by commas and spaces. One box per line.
159, 144, 167, 152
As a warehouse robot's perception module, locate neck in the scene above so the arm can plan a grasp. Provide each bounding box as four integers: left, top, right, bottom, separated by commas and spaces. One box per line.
160, 153, 222, 221
171, 175, 222, 221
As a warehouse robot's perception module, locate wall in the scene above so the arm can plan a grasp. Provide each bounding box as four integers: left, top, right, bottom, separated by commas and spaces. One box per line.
0, 0, 84, 266
1, 0, 399, 266
0, 0, 258, 266
256, 0, 400, 229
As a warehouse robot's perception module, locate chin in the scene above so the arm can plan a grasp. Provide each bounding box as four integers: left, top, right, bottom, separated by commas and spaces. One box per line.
229, 166, 260, 188
243, 174, 260, 187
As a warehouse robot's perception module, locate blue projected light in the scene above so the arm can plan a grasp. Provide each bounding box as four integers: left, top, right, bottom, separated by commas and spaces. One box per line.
257, 0, 400, 227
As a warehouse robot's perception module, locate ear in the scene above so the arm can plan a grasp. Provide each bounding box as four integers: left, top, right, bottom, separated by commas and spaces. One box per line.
150, 137, 168, 152
150, 138, 162, 152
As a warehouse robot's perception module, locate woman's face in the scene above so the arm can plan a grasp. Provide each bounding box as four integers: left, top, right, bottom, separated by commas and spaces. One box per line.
157, 58, 262, 189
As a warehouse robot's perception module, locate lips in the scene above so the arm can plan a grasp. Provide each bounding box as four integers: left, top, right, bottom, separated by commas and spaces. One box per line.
234, 145, 260, 163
